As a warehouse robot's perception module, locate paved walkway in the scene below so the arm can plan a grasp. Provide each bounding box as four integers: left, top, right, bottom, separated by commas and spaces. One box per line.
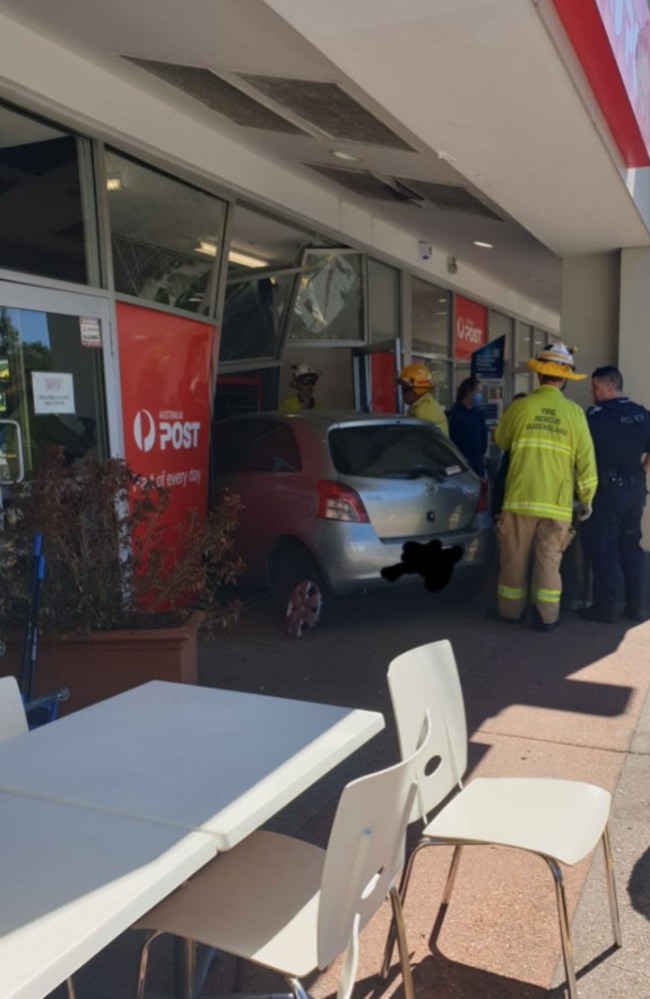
52, 578, 650, 999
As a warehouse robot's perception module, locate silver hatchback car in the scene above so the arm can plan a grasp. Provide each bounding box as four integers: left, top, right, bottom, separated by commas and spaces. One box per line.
212, 410, 493, 636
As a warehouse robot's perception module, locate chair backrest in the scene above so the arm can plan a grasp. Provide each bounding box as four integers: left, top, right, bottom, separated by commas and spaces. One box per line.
317, 713, 432, 993
0, 676, 28, 741
388, 639, 467, 821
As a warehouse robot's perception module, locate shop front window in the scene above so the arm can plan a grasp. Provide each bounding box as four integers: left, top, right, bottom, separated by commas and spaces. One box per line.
516, 322, 533, 364
0, 102, 98, 286
411, 278, 450, 355
368, 258, 400, 342
220, 203, 338, 363
105, 149, 226, 315
411, 277, 450, 409
220, 273, 294, 361
287, 250, 364, 342
532, 327, 548, 355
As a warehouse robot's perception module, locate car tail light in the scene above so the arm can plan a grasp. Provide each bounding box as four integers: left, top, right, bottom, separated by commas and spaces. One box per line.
476, 478, 489, 513
317, 480, 369, 522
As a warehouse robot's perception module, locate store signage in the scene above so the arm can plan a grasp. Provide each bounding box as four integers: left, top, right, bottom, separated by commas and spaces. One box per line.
453, 295, 487, 360
471, 335, 506, 380
116, 302, 216, 532
552, 0, 650, 165
478, 402, 500, 431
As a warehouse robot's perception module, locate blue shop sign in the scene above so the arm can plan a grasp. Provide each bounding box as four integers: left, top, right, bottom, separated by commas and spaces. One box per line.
471, 335, 505, 379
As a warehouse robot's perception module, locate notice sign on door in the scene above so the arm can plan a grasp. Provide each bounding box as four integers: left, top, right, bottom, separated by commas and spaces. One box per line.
80, 316, 102, 347
32, 371, 76, 414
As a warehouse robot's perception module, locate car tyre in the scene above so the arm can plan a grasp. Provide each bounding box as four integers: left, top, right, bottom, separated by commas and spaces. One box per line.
276, 554, 327, 639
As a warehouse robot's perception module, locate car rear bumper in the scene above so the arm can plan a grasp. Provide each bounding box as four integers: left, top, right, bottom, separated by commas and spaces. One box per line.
314, 517, 494, 596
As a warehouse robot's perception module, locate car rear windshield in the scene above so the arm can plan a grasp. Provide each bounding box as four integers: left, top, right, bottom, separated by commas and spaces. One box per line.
328, 424, 466, 479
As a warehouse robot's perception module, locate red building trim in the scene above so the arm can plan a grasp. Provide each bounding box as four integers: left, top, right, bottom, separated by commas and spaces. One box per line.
552, 0, 650, 166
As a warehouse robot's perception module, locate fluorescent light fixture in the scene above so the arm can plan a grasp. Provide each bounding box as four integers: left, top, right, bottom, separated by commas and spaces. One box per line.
195, 241, 218, 257
332, 150, 362, 161
228, 250, 269, 268
473, 240, 493, 249
106, 175, 123, 191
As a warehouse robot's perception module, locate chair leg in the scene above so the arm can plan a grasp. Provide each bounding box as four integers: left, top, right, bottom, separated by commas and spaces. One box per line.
544, 858, 577, 999
380, 839, 427, 978
429, 843, 464, 946
389, 885, 415, 999
66, 978, 76, 999
602, 825, 622, 947
381, 836, 458, 979
284, 974, 310, 999
136, 930, 166, 999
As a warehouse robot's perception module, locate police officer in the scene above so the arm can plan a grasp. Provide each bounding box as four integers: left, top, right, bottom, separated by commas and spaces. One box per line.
579, 365, 650, 623
491, 343, 597, 632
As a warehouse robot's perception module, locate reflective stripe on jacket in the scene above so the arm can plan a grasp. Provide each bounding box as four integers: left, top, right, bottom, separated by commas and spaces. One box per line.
408, 392, 449, 435
493, 384, 597, 522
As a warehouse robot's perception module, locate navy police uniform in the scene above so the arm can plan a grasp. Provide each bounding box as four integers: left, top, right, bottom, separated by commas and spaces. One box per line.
582, 397, 650, 619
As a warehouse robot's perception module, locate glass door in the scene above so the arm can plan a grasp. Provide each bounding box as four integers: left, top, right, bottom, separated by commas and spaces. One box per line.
0, 281, 117, 482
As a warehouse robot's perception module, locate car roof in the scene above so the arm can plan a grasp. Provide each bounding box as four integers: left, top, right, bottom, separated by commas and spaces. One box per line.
215, 409, 435, 431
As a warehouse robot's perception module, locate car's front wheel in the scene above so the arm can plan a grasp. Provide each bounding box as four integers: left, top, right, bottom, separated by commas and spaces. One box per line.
275, 554, 328, 639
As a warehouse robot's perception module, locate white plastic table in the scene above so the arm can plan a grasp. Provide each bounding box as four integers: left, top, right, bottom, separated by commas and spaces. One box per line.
0, 682, 384, 847
0, 682, 384, 999
0, 791, 216, 999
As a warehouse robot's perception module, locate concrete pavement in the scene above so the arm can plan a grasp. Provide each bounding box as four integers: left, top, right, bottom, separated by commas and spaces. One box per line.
51, 576, 650, 999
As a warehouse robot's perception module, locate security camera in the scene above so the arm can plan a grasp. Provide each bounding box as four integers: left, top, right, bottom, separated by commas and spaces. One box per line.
447, 255, 458, 274
417, 241, 432, 261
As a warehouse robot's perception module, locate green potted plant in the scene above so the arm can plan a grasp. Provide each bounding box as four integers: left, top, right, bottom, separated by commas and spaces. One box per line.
0, 447, 244, 713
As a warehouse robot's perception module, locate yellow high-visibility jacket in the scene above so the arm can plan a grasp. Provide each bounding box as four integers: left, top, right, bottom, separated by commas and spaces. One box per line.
408, 392, 449, 435
493, 384, 597, 522
279, 396, 322, 411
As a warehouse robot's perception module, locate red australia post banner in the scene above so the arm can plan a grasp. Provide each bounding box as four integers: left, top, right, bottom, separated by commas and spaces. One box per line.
116, 302, 217, 531
453, 295, 487, 360
552, 0, 650, 165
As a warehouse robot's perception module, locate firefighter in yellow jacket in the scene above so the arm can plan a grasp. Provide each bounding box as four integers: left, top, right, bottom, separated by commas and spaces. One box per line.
398, 363, 448, 435
491, 343, 597, 632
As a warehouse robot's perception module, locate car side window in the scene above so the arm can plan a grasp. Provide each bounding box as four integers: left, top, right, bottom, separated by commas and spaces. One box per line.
214, 420, 302, 474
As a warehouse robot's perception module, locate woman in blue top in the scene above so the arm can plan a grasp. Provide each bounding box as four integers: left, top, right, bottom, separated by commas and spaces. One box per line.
447, 377, 487, 477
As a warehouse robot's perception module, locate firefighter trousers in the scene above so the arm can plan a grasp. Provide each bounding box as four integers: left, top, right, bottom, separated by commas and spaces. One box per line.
496, 511, 574, 624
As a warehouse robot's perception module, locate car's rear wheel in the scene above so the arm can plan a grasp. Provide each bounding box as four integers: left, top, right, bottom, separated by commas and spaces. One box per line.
276, 554, 327, 639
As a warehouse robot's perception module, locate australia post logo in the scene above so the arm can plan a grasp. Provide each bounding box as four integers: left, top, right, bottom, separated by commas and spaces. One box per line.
455, 315, 483, 345
133, 409, 201, 453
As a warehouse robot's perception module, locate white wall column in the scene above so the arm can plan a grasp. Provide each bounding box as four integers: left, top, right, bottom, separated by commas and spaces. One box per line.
563, 249, 650, 549
560, 253, 620, 409
620, 248, 650, 405
620, 247, 650, 548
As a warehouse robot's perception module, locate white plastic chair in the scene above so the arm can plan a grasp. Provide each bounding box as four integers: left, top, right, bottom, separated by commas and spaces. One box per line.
381, 639, 621, 999
134, 714, 434, 999
0, 676, 29, 741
